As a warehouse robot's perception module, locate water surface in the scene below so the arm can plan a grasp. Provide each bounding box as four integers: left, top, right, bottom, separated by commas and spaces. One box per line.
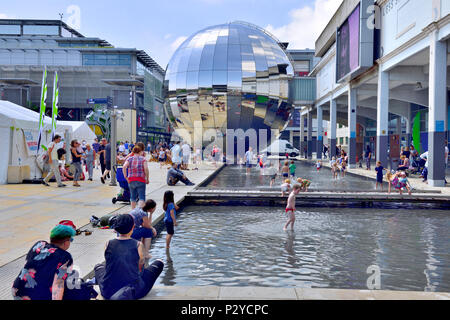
152, 205, 450, 292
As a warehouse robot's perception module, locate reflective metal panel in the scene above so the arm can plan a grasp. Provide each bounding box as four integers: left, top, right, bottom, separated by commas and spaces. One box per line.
164, 21, 293, 143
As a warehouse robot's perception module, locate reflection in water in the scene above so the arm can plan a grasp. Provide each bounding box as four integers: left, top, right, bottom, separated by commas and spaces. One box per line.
159, 249, 176, 286
151, 206, 450, 291
206, 162, 381, 191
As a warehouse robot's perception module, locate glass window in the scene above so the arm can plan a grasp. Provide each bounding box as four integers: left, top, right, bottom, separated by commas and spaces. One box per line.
187, 46, 202, 72
227, 70, 242, 89
212, 70, 227, 86
177, 47, 193, 73
176, 72, 187, 91
198, 70, 213, 88
228, 26, 240, 45
227, 44, 241, 71
199, 44, 215, 71
213, 44, 227, 71
23, 25, 59, 35
0, 25, 21, 35
186, 71, 199, 90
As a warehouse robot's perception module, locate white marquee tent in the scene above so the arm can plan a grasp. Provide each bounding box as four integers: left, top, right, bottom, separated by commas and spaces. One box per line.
0, 101, 73, 184
58, 121, 97, 145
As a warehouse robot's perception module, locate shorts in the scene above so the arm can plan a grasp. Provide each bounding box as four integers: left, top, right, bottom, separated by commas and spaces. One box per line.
376, 177, 383, 183
246, 162, 252, 168
182, 155, 190, 164
271, 174, 277, 180
131, 226, 154, 240
105, 161, 111, 171
290, 172, 295, 177
159, 158, 165, 162
129, 181, 146, 203
282, 173, 289, 178
165, 220, 174, 235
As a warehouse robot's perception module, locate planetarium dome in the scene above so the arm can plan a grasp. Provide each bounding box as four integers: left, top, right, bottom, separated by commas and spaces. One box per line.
164, 21, 294, 143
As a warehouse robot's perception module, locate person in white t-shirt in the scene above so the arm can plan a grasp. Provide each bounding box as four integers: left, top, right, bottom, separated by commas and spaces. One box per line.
181, 142, 191, 170
170, 142, 182, 169
43, 135, 66, 187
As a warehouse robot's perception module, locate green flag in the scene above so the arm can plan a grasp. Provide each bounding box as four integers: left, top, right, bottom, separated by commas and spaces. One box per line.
412, 111, 422, 154
37, 67, 48, 154
51, 71, 59, 139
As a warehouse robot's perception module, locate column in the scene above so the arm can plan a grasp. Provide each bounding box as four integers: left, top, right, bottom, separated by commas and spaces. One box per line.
289, 130, 294, 148
307, 111, 313, 159
428, 30, 447, 187
316, 105, 323, 160
329, 99, 337, 159
300, 114, 305, 158
377, 70, 389, 168
348, 87, 357, 168
396, 117, 402, 135
406, 105, 412, 146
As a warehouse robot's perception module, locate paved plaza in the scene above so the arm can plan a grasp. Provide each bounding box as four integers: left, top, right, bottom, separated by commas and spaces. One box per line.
0, 159, 449, 300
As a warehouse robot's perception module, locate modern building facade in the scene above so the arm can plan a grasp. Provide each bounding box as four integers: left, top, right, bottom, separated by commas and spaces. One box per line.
307, 0, 449, 186
283, 49, 321, 153
0, 19, 169, 144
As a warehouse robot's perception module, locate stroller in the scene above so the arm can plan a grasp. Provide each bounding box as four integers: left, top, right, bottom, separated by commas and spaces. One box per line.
112, 166, 131, 204
408, 156, 425, 175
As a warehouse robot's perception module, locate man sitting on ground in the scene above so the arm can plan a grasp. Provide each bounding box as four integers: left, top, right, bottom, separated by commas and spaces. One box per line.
94, 214, 164, 300
167, 163, 195, 186
12, 223, 96, 300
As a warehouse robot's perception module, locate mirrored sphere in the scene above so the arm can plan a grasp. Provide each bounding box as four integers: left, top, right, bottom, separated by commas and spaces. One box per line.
164, 21, 294, 143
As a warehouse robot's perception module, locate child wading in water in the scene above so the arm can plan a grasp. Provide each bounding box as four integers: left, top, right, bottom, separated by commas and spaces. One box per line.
316, 160, 322, 171
281, 179, 292, 196
289, 161, 296, 178
163, 190, 180, 249
340, 161, 347, 178
297, 178, 310, 192
281, 161, 290, 179
284, 184, 301, 231
375, 161, 386, 190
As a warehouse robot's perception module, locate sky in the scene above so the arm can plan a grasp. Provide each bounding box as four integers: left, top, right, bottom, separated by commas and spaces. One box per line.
0, 0, 343, 69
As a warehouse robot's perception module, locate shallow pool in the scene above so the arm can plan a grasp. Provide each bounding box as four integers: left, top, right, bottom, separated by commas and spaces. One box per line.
152, 205, 450, 292
205, 162, 382, 191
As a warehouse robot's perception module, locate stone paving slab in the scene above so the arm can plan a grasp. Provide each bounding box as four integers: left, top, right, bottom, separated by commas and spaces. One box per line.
142, 286, 449, 300
0, 161, 218, 300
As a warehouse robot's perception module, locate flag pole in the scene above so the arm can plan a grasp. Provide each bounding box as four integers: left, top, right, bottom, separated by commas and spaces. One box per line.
35, 67, 48, 180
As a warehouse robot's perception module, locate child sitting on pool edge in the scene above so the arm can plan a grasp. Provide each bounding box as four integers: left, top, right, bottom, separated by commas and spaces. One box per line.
284, 184, 302, 231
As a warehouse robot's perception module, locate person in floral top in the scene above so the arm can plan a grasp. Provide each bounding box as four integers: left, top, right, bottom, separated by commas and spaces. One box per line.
11, 224, 96, 300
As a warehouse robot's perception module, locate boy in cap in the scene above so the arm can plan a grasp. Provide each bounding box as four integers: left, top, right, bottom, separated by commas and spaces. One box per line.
12, 223, 95, 300
94, 214, 164, 300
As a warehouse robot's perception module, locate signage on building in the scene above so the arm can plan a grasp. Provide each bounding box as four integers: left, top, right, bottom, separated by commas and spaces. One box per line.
336, 0, 374, 83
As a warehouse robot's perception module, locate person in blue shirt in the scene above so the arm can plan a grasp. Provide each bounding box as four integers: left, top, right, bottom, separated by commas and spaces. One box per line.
129, 199, 157, 259
167, 163, 195, 186
375, 161, 386, 191
163, 190, 179, 249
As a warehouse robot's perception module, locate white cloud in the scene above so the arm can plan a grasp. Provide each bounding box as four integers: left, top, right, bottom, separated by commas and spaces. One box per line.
164, 33, 173, 40
0, 13, 15, 19
265, 0, 343, 50
170, 36, 188, 52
